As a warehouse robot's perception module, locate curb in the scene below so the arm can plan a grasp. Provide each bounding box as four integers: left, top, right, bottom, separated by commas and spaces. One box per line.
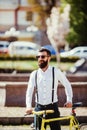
0, 115, 33, 125
0, 116, 87, 125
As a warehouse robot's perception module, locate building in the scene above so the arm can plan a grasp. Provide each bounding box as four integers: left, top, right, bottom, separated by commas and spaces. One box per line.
0, 0, 59, 46
0, 0, 44, 32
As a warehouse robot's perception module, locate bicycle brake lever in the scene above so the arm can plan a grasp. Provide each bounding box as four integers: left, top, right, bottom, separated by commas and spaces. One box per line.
73, 102, 82, 108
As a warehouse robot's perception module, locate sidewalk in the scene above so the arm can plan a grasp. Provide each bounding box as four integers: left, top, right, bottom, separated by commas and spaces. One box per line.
0, 125, 77, 130
0, 107, 87, 125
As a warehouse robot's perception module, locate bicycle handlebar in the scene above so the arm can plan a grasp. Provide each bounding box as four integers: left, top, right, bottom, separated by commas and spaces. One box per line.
24, 110, 54, 116
24, 102, 82, 116
72, 102, 82, 108
32, 110, 54, 115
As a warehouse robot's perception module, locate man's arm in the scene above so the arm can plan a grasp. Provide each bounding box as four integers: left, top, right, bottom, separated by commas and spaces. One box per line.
25, 71, 36, 114
57, 69, 73, 107
25, 84, 34, 114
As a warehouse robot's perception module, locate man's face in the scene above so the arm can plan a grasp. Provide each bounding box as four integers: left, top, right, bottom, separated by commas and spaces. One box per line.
36, 51, 50, 69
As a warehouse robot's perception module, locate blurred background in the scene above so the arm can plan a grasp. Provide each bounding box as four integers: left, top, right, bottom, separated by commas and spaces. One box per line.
0, 0, 87, 73
0, 1, 87, 127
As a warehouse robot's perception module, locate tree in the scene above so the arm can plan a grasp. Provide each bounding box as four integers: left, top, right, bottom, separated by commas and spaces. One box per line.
46, 5, 70, 65
26, 0, 60, 29
63, 0, 87, 48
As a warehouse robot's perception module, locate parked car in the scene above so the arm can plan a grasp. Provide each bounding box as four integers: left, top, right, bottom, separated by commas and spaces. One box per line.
60, 46, 87, 59
8, 41, 41, 57
0, 41, 9, 54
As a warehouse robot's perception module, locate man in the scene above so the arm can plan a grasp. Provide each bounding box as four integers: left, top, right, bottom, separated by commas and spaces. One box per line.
26, 47, 73, 130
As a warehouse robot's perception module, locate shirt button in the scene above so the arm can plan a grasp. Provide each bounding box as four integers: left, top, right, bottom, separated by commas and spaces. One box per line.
43, 88, 46, 92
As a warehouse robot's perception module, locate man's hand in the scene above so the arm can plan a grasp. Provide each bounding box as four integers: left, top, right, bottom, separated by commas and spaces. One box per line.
64, 102, 72, 108
25, 108, 33, 115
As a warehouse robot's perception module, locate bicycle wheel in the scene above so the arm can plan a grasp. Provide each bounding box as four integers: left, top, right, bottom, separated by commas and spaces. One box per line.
80, 123, 87, 130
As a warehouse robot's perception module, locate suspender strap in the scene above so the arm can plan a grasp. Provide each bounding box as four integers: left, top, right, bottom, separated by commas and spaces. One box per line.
35, 67, 55, 104
52, 67, 54, 103
35, 71, 39, 102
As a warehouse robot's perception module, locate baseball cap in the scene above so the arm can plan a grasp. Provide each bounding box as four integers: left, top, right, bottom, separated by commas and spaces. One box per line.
39, 47, 51, 56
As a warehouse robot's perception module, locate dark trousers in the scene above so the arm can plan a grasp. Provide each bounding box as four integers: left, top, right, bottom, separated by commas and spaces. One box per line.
34, 102, 61, 130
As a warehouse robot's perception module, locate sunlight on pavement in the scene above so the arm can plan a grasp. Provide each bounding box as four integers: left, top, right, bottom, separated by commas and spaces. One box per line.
0, 125, 87, 130
0, 125, 69, 130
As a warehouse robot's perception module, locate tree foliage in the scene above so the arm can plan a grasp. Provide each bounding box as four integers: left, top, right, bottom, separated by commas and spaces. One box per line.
27, 0, 58, 13
27, 0, 87, 47
63, 0, 87, 47
26, 0, 60, 29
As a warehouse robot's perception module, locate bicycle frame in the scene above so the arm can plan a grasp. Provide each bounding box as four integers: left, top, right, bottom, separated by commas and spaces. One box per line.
32, 102, 82, 130
40, 115, 80, 130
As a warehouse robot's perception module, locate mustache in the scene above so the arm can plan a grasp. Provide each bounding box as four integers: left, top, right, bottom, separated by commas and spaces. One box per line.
39, 60, 44, 63
38, 60, 48, 68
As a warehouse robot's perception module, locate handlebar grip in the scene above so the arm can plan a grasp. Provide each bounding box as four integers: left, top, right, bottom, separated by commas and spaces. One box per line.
73, 102, 82, 108
32, 110, 54, 115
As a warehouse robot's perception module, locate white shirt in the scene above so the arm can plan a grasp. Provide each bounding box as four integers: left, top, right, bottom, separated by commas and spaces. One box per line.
26, 66, 73, 108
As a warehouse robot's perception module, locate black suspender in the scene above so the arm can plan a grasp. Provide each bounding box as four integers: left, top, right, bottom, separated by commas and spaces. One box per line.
35, 67, 55, 103
52, 67, 54, 103
35, 71, 38, 102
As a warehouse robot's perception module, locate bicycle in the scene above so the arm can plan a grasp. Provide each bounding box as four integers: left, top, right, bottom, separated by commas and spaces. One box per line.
30, 102, 87, 130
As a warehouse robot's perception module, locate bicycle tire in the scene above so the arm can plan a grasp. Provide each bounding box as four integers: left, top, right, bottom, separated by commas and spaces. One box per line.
80, 123, 87, 130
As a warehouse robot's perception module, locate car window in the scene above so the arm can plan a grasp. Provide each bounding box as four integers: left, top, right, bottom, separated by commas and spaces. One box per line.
6, 45, 9, 47
74, 50, 81, 54
27, 47, 35, 50
15, 46, 24, 50
14, 46, 36, 50
0, 44, 9, 48
18, 46, 24, 50
0, 45, 3, 47
83, 50, 87, 52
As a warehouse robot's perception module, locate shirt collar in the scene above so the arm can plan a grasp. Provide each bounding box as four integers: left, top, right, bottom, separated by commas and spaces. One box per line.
38, 65, 52, 73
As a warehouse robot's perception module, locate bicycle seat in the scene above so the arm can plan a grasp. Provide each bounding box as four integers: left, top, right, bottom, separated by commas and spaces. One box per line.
73, 102, 82, 108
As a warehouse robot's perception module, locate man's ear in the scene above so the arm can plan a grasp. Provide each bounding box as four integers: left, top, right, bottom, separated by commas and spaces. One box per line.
49, 56, 51, 61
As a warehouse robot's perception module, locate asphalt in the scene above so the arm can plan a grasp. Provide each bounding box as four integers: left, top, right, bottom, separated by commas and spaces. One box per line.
0, 107, 87, 125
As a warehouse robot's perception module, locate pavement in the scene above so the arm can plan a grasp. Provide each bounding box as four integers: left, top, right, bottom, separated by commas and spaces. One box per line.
0, 125, 76, 130
0, 107, 87, 125
0, 107, 87, 130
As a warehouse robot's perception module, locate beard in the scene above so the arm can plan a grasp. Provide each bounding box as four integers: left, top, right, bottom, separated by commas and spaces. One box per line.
38, 60, 48, 69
